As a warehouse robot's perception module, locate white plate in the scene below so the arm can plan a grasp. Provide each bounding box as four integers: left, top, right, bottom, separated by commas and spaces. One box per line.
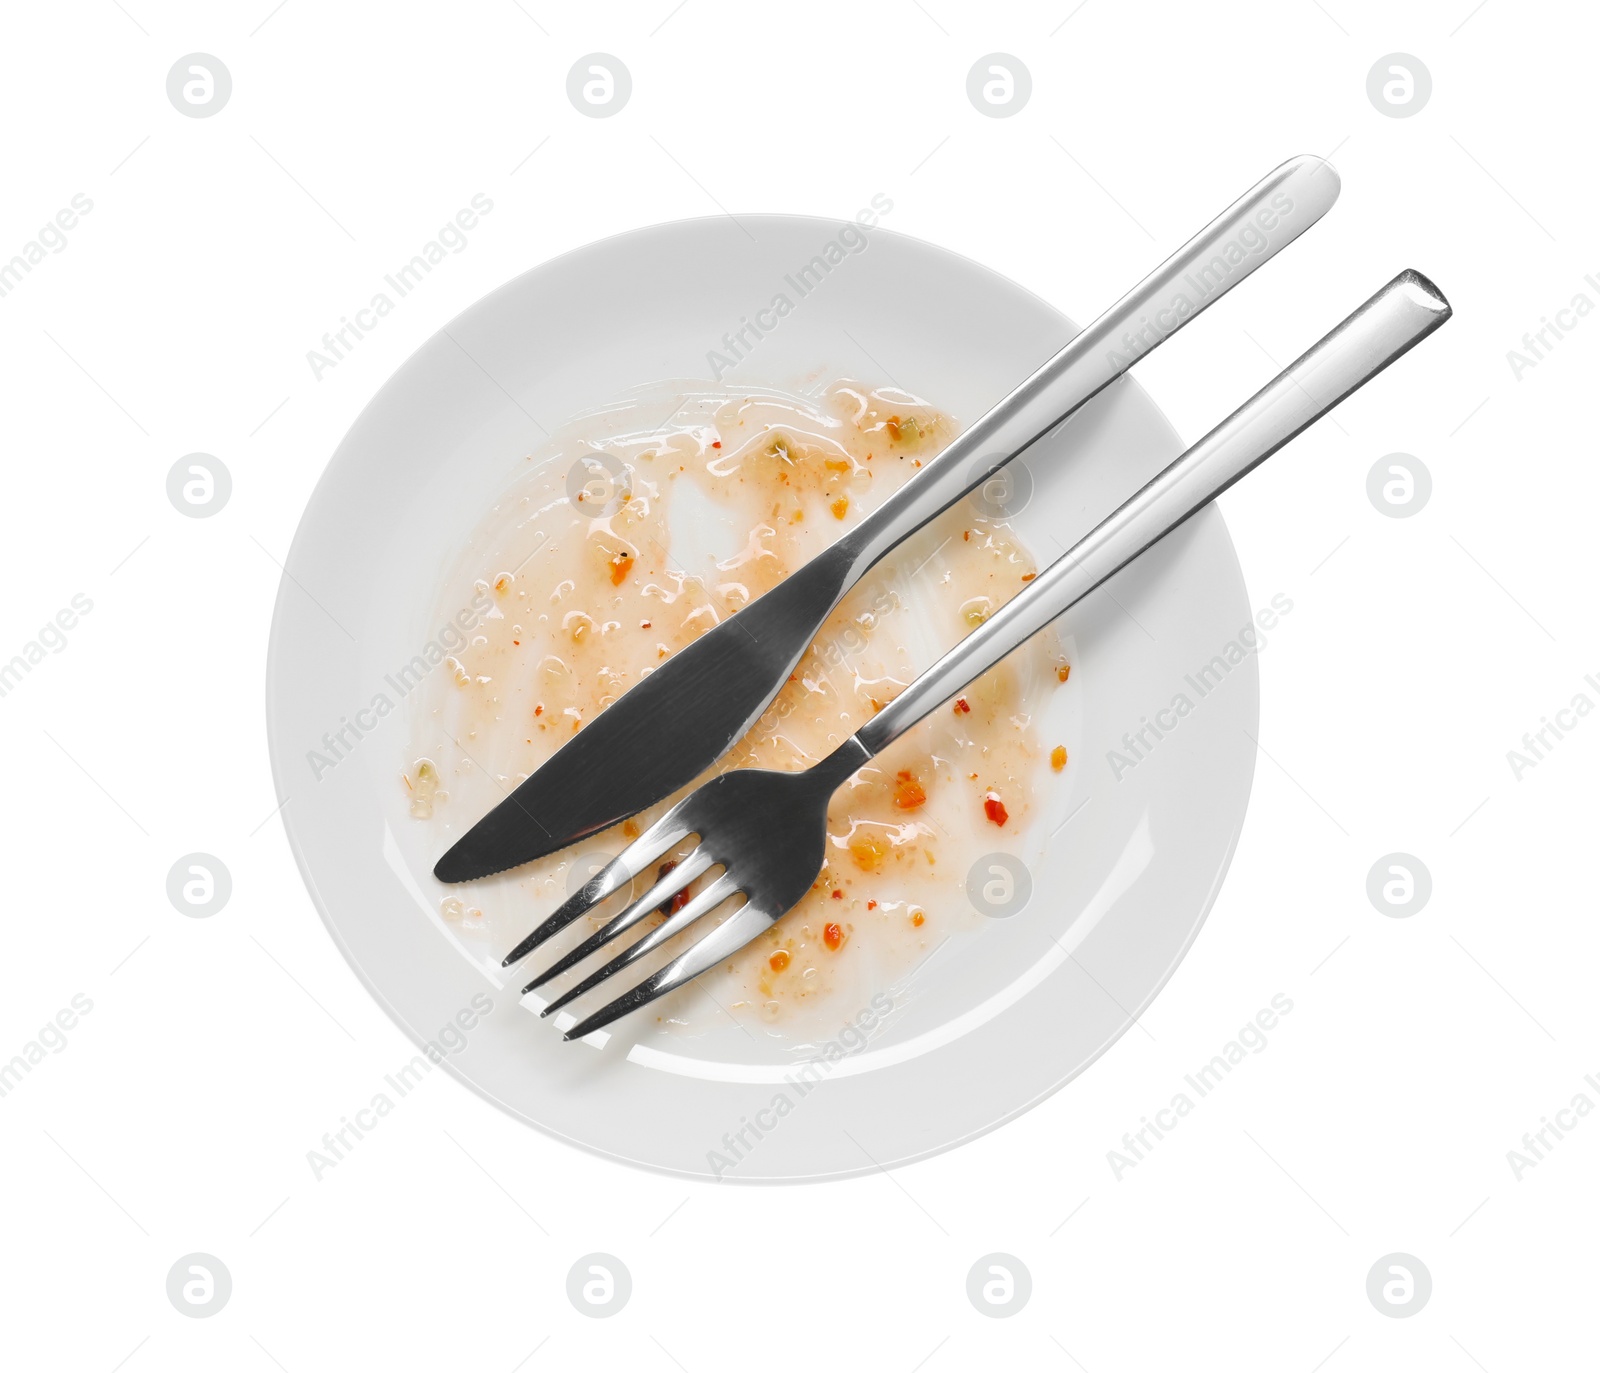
265, 216, 1259, 1181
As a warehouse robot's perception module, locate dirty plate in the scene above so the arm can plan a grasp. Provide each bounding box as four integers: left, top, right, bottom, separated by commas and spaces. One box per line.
265, 216, 1259, 1181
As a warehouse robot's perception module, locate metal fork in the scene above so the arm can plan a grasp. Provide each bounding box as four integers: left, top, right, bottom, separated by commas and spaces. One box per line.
507, 269, 1452, 1042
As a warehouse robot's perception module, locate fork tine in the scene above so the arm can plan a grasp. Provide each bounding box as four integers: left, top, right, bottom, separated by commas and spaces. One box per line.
500, 808, 693, 967
523, 845, 718, 994
564, 899, 777, 1041
538, 871, 740, 1016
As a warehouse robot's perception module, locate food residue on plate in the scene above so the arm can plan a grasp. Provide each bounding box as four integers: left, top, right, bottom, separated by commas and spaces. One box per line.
406, 380, 1075, 1040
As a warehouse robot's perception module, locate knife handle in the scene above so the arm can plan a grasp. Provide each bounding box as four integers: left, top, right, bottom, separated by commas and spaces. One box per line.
853, 269, 1452, 757
842, 154, 1342, 580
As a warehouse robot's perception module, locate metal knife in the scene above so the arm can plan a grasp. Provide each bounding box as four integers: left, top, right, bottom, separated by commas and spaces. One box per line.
436, 154, 1341, 882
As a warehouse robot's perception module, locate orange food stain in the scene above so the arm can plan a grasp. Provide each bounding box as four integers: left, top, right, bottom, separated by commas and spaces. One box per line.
912, 911, 925, 927
849, 832, 888, 872
1056, 663, 1071, 683
1051, 745, 1067, 771
892, 770, 926, 810
609, 554, 634, 585
830, 495, 850, 519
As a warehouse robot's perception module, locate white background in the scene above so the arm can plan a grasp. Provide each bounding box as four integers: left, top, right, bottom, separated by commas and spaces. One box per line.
2, 0, 1594, 1367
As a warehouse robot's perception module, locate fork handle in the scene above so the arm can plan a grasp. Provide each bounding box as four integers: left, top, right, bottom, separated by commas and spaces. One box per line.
841, 154, 1341, 579
852, 269, 1452, 758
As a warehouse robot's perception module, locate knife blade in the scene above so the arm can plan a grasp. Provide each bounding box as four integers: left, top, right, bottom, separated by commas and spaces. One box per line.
435, 154, 1341, 882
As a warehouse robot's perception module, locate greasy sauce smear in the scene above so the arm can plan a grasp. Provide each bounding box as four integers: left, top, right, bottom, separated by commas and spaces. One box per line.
408, 381, 1071, 1041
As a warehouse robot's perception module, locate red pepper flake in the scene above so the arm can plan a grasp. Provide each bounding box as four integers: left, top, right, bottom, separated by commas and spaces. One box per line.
512, 639, 520, 645
640, 619, 652, 628
866, 899, 877, 910
711, 440, 722, 449
963, 530, 971, 541
533, 704, 543, 716
656, 860, 690, 914
954, 696, 971, 715
610, 553, 634, 586
823, 922, 843, 950
831, 888, 843, 900
769, 949, 790, 972
984, 791, 1009, 827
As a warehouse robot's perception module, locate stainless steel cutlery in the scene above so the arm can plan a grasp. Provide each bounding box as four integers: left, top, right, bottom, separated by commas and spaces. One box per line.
507, 269, 1453, 1040
434, 155, 1342, 884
